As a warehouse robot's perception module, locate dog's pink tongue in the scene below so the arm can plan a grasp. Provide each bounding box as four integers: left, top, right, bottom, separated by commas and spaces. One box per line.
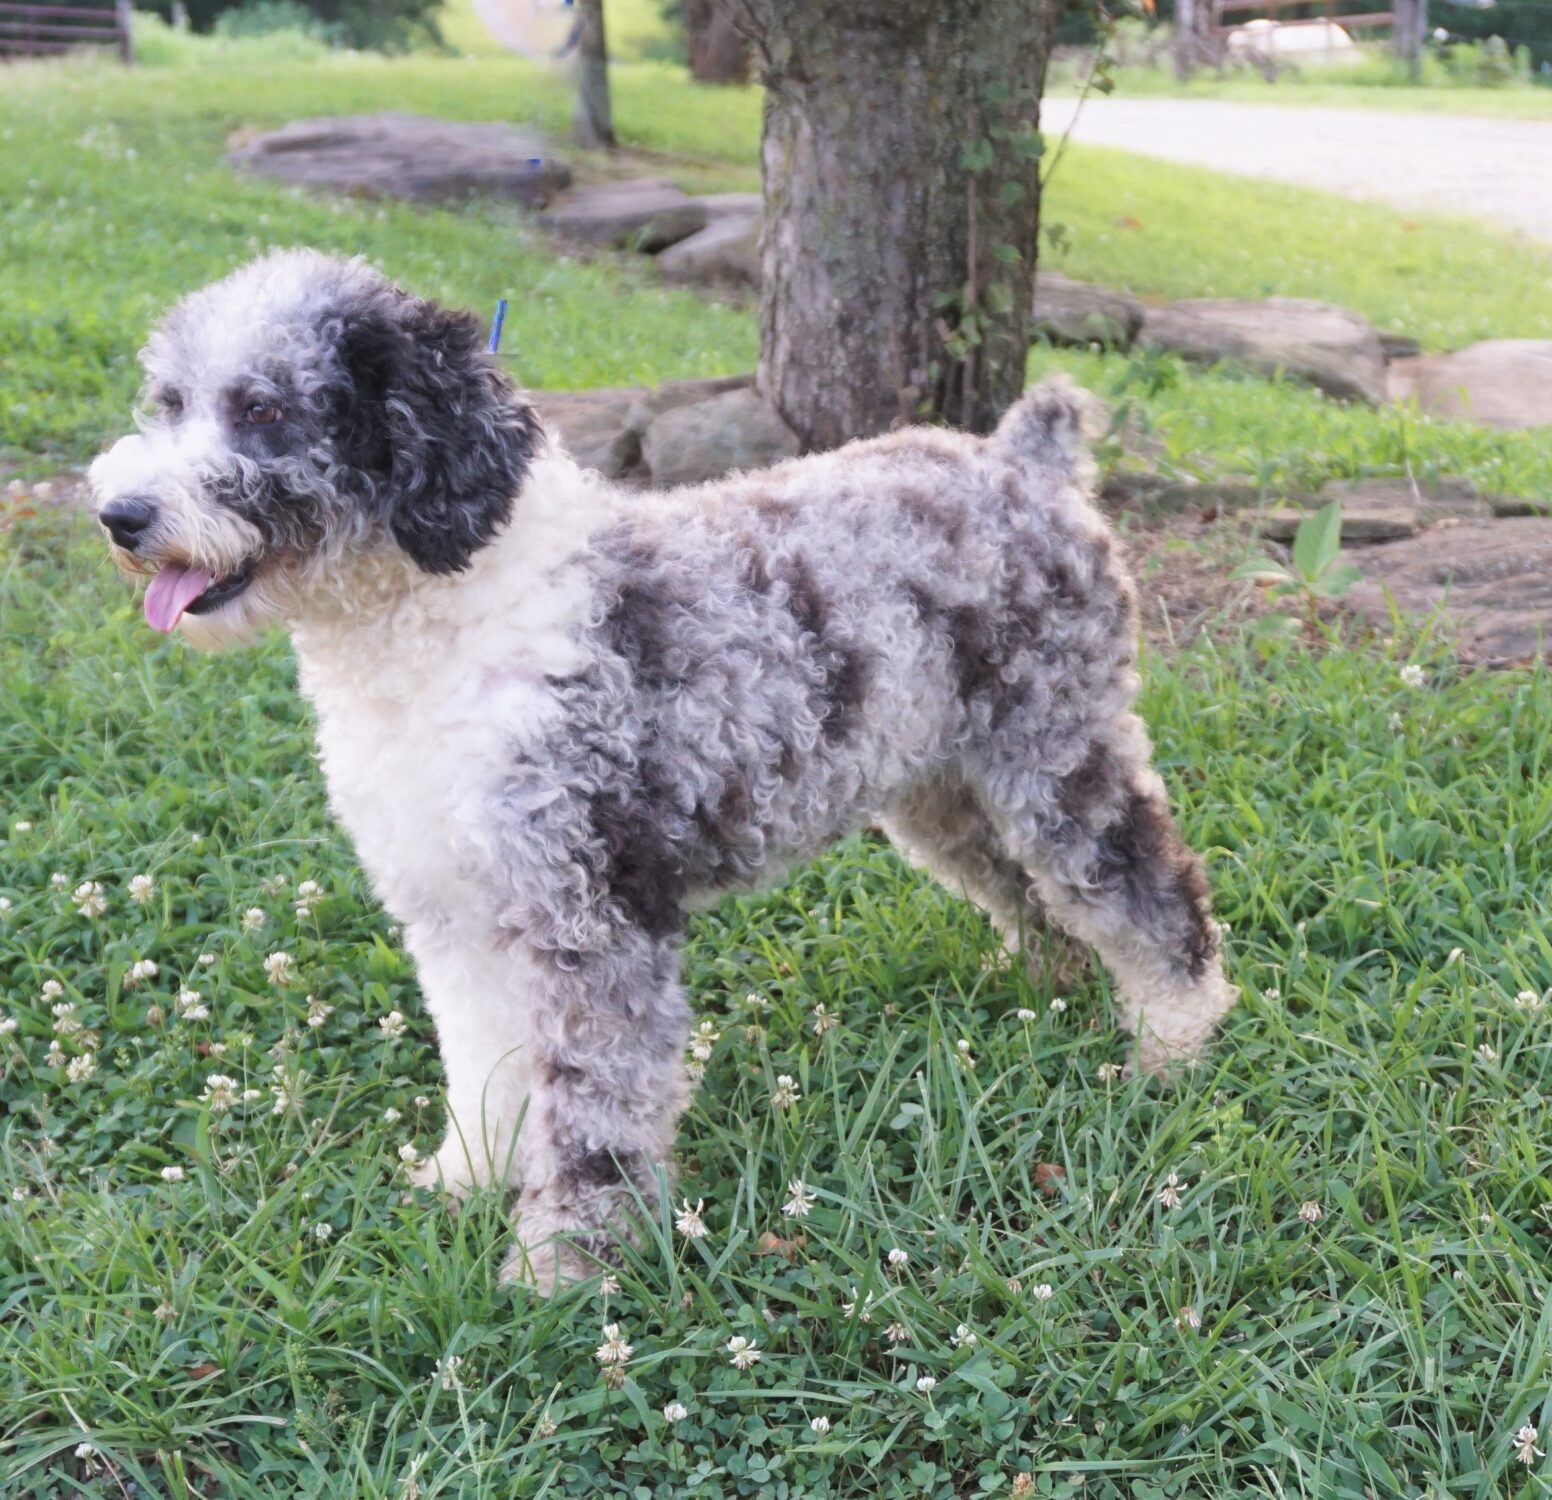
144, 564, 214, 633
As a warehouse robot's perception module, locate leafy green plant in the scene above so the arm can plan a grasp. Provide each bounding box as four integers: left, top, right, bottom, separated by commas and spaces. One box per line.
1233, 500, 1363, 637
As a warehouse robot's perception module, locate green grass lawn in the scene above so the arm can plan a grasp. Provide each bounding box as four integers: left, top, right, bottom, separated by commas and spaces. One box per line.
4, 37, 1552, 1500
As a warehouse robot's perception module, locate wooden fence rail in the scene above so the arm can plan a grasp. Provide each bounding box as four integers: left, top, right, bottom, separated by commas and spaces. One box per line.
0, 0, 132, 61
1211, 0, 1397, 33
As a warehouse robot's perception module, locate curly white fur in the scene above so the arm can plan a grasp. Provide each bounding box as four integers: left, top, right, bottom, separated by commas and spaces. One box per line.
90, 250, 1238, 1292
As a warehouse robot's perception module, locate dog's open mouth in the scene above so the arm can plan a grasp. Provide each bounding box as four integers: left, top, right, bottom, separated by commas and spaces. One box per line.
143, 560, 256, 633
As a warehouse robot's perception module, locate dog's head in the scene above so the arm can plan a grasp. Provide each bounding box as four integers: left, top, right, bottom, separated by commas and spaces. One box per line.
89, 249, 541, 646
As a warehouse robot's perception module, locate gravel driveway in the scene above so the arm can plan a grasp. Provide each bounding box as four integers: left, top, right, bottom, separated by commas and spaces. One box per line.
1041, 96, 1552, 245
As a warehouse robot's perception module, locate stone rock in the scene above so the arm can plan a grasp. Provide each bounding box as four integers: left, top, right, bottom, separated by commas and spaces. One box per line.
1257, 475, 1496, 544
226, 113, 570, 207
692, 192, 763, 222
1032, 271, 1143, 349
542, 180, 707, 251
1378, 331, 1423, 362
641, 388, 800, 488
1139, 297, 1389, 404
532, 376, 754, 481
1343, 517, 1552, 666
1387, 340, 1552, 431
1099, 471, 1275, 516
656, 214, 761, 287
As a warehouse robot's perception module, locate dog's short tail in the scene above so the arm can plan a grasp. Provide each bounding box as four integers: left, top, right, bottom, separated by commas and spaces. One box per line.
989, 375, 1106, 498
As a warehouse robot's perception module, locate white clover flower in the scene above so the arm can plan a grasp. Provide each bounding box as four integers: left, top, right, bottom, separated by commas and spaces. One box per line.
13, 821, 32, 832
161, 1165, 185, 1183
175, 989, 209, 1021
264, 952, 295, 987
685, 1057, 706, 1084
842, 1288, 876, 1323
313, 1222, 333, 1242
129, 874, 155, 905
1477, 1043, 1498, 1063
378, 1010, 407, 1040
67, 1053, 96, 1083
50, 872, 69, 891
305, 995, 333, 1028
208, 1042, 228, 1058
271, 1077, 300, 1115
0, 1014, 16, 1036
811, 1002, 839, 1036
1515, 990, 1544, 1012
1298, 1199, 1324, 1224
726, 1335, 760, 1369
11, 1185, 31, 1201
51, 1002, 80, 1037
1262, 986, 1281, 1001
1016, 1007, 1036, 1022
198, 952, 216, 967
744, 991, 770, 1010
1158, 1172, 1185, 1210
297, 879, 322, 900
950, 1323, 976, 1348
1399, 663, 1426, 689
809, 1415, 831, 1434
434, 1353, 462, 1390
73, 881, 107, 918
1175, 1304, 1202, 1332
535, 1414, 557, 1438
1031, 1282, 1054, 1302
915, 1375, 936, 1394
398, 1142, 421, 1166
1049, 997, 1068, 1014
782, 1178, 816, 1218
261, 875, 287, 897
598, 1273, 620, 1296
45, 1039, 66, 1067
200, 1074, 238, 1112
41, 979, 63, 1000
771, 1075, 801, 1110
241, 907, 265, 933
689, 1036, 714, 1063
662, 1400, 688, 1423
75, 1442, 96, 1461
675, 1197, 708, 1239
241, 1087, 262, 1102
887, 1247, 909, 1269
1096, 1061, 1123, 1082
596, 1324, 633, 1366
0, 897, 11, 920
1513, 1424, 1544, 1466
885, 1320, 910, 1344
383, 1106, 402, 1124
414, 1095, 430, 1109
126, 958, 159, 988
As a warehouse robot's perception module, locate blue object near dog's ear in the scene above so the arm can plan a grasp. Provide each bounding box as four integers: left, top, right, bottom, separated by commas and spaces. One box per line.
488, 299, 508, 355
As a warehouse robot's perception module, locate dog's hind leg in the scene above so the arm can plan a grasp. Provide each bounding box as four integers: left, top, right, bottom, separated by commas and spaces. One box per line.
971, 719, 1237, 1073
880, 777, 1085, 985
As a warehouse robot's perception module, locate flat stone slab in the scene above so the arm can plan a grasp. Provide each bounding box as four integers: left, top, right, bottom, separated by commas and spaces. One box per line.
541, 180, 708, 252
1140, 296, 1388, 404
532, 376, 753, 480
1344, 517, 1552, 665
641, 387, 799, 488
1032, 271, 1143, 349
656, 213, 760, 287
227, 113, 570, 207
1387, 340, 1552, 431
1257, 475, 1495, 543
692, 192, 763, 223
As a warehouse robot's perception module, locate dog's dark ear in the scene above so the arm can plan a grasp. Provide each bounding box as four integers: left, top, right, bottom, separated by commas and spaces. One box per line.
340, 291, 541, 575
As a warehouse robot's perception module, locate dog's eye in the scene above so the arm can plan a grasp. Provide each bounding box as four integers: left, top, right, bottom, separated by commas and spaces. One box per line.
245, 402, 283, 426
156, 391, 184, 418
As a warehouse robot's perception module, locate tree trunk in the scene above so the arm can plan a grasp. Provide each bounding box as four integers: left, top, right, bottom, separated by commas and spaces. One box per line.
733, 1, 1061, 450
573, 0, 616, 149
1392, 0, 1428, 78
1174, 0, 1200, 80
684, 0, 749, 84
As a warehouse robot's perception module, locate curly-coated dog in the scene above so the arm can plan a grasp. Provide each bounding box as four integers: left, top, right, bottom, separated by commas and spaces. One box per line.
90, 250, 1238, 1290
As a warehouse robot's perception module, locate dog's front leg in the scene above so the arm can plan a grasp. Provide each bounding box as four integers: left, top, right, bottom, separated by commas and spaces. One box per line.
498, 918, 691, 1294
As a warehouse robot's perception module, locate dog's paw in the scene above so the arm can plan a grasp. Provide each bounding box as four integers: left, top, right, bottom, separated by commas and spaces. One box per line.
408, 1146, 481, 1201
500, 1193, 628, 1295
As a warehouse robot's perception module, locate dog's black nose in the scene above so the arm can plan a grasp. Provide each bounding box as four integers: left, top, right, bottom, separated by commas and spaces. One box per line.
99, 496, 157, 550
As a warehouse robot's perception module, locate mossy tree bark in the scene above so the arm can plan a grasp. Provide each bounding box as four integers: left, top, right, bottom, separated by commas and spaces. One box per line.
573, 0, 616, 149
732, 0, 1062, 449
